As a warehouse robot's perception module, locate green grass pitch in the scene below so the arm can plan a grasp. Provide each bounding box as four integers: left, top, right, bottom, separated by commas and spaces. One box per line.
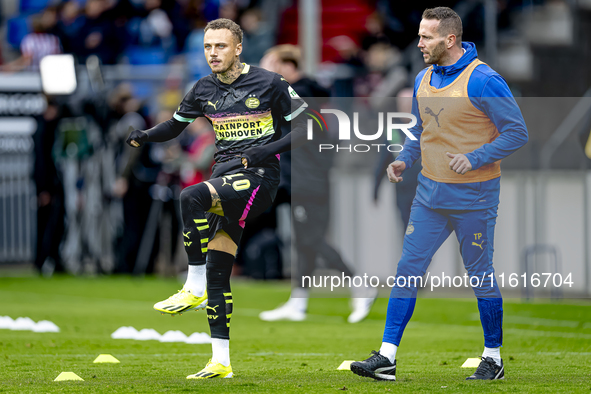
0, 275, 590, 393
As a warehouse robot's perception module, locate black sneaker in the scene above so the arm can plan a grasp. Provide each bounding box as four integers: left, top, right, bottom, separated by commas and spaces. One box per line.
351, 351, 396, 381
466, 357, 504, 380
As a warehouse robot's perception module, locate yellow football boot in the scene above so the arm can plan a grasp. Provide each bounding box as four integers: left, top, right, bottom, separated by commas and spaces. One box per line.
186, 360, 233, 379
153, 289, 207, 315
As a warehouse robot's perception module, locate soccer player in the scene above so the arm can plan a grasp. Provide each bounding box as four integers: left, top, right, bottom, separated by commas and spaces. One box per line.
257, 45, 377, 324
126, 18, 307, 379
350, 7, 528, 381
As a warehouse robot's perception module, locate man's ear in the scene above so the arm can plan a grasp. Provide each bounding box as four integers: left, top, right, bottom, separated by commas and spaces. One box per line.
447, 34, 456, 49
236, 42, 242, 56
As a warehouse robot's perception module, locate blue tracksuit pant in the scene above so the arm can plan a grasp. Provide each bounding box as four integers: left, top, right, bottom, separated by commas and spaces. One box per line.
383, 200, 503, 348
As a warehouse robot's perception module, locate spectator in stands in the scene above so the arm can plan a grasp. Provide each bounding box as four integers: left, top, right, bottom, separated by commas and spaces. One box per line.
240, 8, 274, 65
325, 35, 364, 97
55, 0, 84, 55
2, 8, 62, 72
156, 0, 195, 53
74, 0, 121, 64
133, 0, 175, 55
33, 97, 66, 276
219, 1, 239, 21
185, 17, 211, 82
103, 84, 160, 273
362, 12, 392, 51
363, 42, 408, 103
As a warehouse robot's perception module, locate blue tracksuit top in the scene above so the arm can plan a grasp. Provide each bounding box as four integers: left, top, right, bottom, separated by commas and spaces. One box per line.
396, 42, 528, 210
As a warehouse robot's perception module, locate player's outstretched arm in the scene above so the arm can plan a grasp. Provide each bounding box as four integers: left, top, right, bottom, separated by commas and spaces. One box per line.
126, 118, 190, 148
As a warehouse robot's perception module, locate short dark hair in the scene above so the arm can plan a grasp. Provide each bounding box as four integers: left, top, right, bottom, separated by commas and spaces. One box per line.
265, 45, 301, 69
422, 7, 462, 44
204, 18, 243, 44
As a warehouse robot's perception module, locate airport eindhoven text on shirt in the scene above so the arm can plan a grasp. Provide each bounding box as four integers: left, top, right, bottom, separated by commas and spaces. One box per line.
305, 109, 417, 153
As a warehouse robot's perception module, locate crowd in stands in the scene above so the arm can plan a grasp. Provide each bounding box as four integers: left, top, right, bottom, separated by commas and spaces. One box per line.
1, 0, 283, 71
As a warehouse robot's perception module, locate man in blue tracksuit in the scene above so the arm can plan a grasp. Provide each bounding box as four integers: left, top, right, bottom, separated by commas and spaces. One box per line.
351, 7, 528, 381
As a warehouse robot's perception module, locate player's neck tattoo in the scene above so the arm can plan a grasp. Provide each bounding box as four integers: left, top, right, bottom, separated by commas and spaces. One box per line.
217, 59, 244, 85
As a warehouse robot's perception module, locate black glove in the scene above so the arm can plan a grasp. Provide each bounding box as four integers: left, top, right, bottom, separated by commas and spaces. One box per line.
126, 129, 149, 148
241, 145, 269, 168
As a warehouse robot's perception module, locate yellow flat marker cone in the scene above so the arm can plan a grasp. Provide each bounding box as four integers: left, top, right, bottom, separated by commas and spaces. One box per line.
54, 372, 84, 381
93, 354, 120, 363
461, 358, 482, 368
337, 360, 355, 370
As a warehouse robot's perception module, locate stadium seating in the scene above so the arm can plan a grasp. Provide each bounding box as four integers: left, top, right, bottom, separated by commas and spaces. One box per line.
124, 46, 169, 65
19, 0, 52, 13
277, 0, 372, 62
6, 16, 30, 48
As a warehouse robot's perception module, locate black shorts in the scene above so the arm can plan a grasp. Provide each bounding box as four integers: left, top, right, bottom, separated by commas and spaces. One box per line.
205, 164, 279, 245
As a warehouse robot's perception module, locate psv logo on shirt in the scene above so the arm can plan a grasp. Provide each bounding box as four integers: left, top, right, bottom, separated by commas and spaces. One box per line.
245, 95, 260, 108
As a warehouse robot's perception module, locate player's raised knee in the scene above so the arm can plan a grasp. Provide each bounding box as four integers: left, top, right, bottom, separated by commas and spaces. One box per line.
180, 182, 211, 210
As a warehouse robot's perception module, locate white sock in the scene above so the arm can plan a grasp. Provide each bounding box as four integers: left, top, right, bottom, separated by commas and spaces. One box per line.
211, 338, 230, 367
379, 342, 397, 364
482, 346, 501, 366
287, 288, 309, 313
183, 264, 206, 296
292, 287, 309, 298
